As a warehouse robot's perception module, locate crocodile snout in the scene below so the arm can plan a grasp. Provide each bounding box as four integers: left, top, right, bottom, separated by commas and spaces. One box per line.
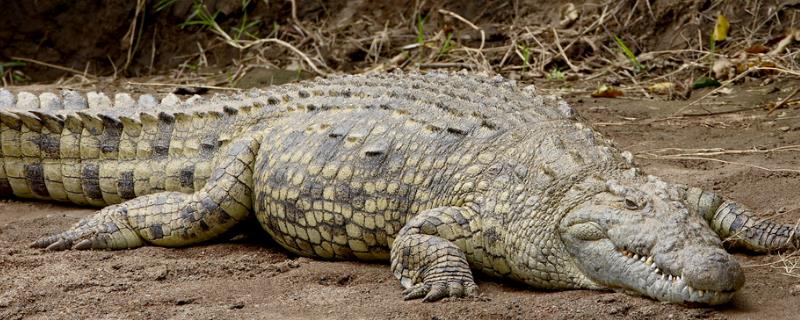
680, 246, 744, 292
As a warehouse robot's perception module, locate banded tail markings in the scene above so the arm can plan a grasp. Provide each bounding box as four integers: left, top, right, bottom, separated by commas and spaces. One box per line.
118, 115, 142, 161
153, 112, 176, 158
136, 113, 159, 159
0, 112, 32, 198
169, 112, 193, 158
42, 158, 68, 201
77, 112, 102, 161
98, 114, 123, 159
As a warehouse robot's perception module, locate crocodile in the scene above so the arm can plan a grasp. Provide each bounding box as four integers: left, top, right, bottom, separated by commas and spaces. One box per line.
0, 72, 797, 305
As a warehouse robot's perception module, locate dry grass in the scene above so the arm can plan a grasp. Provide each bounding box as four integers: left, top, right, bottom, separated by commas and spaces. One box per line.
6, 0, 800, 99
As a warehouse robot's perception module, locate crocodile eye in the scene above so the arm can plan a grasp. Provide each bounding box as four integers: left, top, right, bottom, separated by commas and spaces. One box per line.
624, 197, 642, 210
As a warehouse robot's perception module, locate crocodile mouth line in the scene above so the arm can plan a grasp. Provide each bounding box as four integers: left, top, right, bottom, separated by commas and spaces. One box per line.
616, 248, 735, 303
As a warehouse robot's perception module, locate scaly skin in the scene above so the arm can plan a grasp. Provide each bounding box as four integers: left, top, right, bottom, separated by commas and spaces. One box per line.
0, 72, 797, 304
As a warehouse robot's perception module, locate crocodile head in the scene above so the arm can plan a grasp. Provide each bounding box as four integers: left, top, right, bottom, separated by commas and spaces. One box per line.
558, 174, 744, 304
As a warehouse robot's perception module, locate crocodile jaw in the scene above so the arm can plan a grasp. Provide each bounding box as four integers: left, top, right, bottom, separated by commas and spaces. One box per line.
612, 245, 737, 304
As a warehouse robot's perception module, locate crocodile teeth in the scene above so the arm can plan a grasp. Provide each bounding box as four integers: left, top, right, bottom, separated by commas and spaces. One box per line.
633, 254, 639, 260
645, 256, 653, 265
639, 256, 646, 262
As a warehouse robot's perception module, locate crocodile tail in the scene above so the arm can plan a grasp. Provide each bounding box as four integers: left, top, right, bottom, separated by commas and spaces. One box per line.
684, 187, 800, 252
0, 89, 263, 206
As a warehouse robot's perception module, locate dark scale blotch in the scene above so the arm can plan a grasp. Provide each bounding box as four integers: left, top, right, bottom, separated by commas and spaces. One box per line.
179, 206, 196, 220
328, 125, 349, 138
117, 170, 136, 199
446, 127, 467, 135
24, 164, 49, 197
200, 196, 220, 213
267, 96, 280, 105
179, 165, 195, 188
105, 222, 120, 233
452, 211, 468, 226
284, 201, 303, 221
480, 120, 497, 130
298, 90, 311, 98
200, 134, 220, 158
730, 214, 747, 232
484, 227, 500, 244
37, 134, 61, 158
150, 225, 164, 239
152, 112, 175, 158
198, 220, 210, 231
216, 210, 232, 224
99, 115, 123, 155
0, 178, 12, 196
223, 106, 238, 115
268, 166, 288, 185
425, 124, 443, 133
81, 163, 103, 200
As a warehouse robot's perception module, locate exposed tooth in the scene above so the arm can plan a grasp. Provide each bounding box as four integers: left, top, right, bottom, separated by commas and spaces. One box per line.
645, 256, 653, 265
668, 275, 673, 281
633, 254, 639, 260
655, 268, 661, 274
698, 290, 705, 297
639, 256, 646, 262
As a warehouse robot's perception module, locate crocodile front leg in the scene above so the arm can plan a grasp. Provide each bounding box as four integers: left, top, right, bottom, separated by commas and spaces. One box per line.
32, 137, 259, 250
390, 206, 482, 301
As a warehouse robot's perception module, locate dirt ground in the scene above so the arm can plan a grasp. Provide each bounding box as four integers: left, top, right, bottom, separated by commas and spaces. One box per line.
0, 79, 798, 319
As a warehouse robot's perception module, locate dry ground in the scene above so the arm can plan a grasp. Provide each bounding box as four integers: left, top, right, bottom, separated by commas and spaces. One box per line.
0, 79, 798, 320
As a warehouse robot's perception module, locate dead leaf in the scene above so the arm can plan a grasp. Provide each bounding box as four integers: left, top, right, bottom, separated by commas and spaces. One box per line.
745, 44, 769, 54
713, 14, 730, 41
591, 84, 624, 98
647, 82, 675, 95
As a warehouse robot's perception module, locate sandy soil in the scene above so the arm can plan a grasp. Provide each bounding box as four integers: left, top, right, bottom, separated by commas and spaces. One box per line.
1, 81, 799, 319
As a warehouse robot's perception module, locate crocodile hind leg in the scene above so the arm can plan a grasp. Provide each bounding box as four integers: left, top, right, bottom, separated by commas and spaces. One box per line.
390, 206, 483, 301
683, 186, 800, 252
32, 137, 259, 250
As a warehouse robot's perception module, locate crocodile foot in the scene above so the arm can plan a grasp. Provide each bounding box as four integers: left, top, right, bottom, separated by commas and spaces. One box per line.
402, 279, 478, 301
31, 204, 144, 250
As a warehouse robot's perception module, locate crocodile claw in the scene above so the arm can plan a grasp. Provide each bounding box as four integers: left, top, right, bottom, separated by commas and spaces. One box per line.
402, 280, 478, 302
30, 205, 144, 251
